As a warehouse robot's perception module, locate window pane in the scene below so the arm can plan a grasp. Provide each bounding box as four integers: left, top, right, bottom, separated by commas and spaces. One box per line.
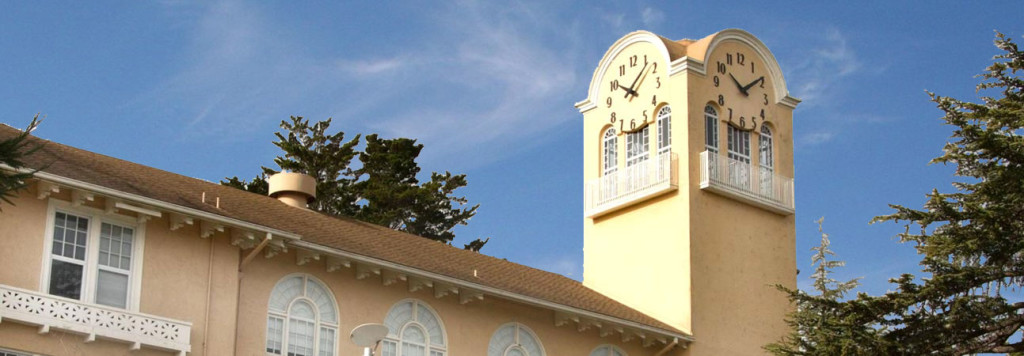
507, 347, 525, 356
402, 325, 425, 344
267, 316, 284, 354
382, 340, 397, 356
269, 276, 303, 312
291, 300, 315, 320
306, 279, 337, 324
287, 318, 315, 356
52, 212, 88, 261
417, 304, 444, 346
95, 269, 129, 308
402, 343, 425, 356
100, 223, 134, 270
49, 259, 83, 300
318, 327, 336, 356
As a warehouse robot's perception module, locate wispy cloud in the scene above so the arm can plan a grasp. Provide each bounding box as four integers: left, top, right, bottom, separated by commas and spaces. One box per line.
641, 7, 665, 28
800, 132, 835, 146
789, 28, 861, 107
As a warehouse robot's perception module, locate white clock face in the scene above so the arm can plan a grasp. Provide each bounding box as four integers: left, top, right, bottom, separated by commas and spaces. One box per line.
602, 44, 666, 134
710, 43, 774, 132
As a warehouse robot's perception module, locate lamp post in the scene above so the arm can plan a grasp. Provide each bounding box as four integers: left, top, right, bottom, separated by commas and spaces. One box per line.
350, 323, 390, 356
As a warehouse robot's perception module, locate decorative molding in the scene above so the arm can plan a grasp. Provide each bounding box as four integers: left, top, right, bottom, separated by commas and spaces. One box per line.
669, 56, 704, 76
36, 181, 60, 200
355, 264, 380, 280
200, 221, 224, 239
295, 249, 320, 266
230, 230, 257, 248
433, 282, 458, 299
458, 289, 484, 305
71, 190, 94, 207
168, 214, 193, 231
381, 270, 406, 286
408, 277, 433, 293
325, 256, 351, 272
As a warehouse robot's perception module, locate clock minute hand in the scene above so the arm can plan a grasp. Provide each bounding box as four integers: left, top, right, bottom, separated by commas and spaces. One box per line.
741, 76, 765, 93
624, 62, 649, 98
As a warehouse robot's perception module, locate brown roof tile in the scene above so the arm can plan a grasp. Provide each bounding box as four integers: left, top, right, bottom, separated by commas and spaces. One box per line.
0, 124, 684, 336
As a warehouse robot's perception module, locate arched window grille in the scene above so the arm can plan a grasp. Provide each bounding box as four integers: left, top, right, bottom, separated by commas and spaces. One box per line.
266, 275, 339, 356
759, 124, 775, 197
603, 128, 618, 176
656, 106, 671, 155
625, 126, 650, 167
381, 299, 447, 356
704, 105, 718, 153
589, 345, 627, 356
487, 322, 545, 356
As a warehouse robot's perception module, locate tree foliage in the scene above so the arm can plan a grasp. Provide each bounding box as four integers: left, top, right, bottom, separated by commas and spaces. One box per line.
223, 116, 487, 251
766, 218, 880, 355
0, 115, 43, 209
770, 33, 1024, 355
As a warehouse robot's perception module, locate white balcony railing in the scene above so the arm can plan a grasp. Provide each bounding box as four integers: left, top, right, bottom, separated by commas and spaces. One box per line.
0, 284, 192, 355
585, 152, 678, 218
699, 150, 794, 215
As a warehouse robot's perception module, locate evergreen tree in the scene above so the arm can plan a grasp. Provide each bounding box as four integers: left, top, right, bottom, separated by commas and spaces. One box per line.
223, 116, 488, 251
771, 33, 1024, 355
0, 115, 43, 209
854, 32, 1024, 355
766, 218, 879, 355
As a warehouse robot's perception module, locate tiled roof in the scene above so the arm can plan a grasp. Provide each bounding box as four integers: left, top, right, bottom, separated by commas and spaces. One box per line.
0, 124, 685, 337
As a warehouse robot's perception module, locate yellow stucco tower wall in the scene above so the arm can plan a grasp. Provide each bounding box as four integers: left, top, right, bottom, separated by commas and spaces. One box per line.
578, 29, 798, 355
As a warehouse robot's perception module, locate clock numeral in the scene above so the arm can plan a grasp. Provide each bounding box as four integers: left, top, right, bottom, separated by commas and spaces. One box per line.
629, 55, 638, 68
728, 108, 733, 120
739, 116, 746, 128
751, 61, 756, 74
620, 119, 625, 131
644, 55, 648, 65
643, 110, 648, 121
610, 80, 620, 91
651, 95, 657, 105
718, 94, 725, 106
760, 109, 765, 118
656, 77, 661, 88
651, 62, 658, 74
716, 62, 726, 74
606, 97, 613, 108
751, 117, 758, 131
726, 54, 733, 65
610, 112, 617, 123
763, 93, 769, 105
630, 119, 637, 130
619, 65, 626, 76
736, 53, 746, 66
713, 76, 720, 87
760, 79, 765, 88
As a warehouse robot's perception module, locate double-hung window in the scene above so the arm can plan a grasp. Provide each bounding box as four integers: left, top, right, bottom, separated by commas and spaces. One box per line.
42, 201, 144, 310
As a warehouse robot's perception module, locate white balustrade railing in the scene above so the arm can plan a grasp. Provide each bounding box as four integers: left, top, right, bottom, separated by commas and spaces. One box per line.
584, 152, 677, 217
0, 284, 191, 355
699, 150, 794, 214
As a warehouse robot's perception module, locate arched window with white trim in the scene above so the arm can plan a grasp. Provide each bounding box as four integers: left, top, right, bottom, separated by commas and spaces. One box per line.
656, 105, 671, 155
266, 274, 339, 356
602, 128, 618, 176
381, 299, 447, 356
487, 322, 545, 356
590, 344, 627, 356
704, 105, 718, 153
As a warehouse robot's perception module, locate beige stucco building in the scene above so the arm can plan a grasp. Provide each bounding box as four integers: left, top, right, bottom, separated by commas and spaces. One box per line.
0, 29, 797, 356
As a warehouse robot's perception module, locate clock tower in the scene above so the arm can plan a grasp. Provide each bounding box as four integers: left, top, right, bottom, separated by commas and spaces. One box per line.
576, 29, 799, 355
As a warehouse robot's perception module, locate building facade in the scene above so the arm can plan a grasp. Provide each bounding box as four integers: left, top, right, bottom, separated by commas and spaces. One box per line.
0, 29, 797, 356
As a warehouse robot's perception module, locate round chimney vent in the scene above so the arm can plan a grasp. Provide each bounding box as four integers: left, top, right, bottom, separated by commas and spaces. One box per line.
268, 172, 317, 208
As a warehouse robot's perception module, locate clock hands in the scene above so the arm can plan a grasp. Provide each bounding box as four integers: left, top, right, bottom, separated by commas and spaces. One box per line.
728, 74, 765, 96
623, 62, 649, 99
741, 76, 764, 94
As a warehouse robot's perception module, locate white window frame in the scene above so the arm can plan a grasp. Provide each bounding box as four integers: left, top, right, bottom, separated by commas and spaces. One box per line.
381, 299, 448, 356
487, 322, 545, 356
602, 127, 618, 176
0, 347, 37, 356
590, 344, 627, 356
656, 105, 671, 155
704, 105, 719, 154
759, 125, 774, 171
265, 274, 339, 356
37, 199, 146, 311
625, 126, 650, 167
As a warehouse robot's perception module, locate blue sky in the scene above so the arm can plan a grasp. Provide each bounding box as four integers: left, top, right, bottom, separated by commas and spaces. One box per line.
2, 1, 1022, 296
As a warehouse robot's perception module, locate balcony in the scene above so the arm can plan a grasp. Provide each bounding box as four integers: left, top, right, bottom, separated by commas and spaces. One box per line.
699, 150, 794, 215
0, 284, 191, 355
585, 152, 678, 218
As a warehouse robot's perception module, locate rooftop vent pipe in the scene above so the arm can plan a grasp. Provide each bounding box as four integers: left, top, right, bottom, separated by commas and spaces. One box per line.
268, 172, 316, 209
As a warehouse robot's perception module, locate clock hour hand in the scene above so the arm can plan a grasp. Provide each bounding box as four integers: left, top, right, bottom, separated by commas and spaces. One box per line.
621, 86, 639, 98
624, 63, 649, 98
741, 76, 765, 93
729, 73, 748, 96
